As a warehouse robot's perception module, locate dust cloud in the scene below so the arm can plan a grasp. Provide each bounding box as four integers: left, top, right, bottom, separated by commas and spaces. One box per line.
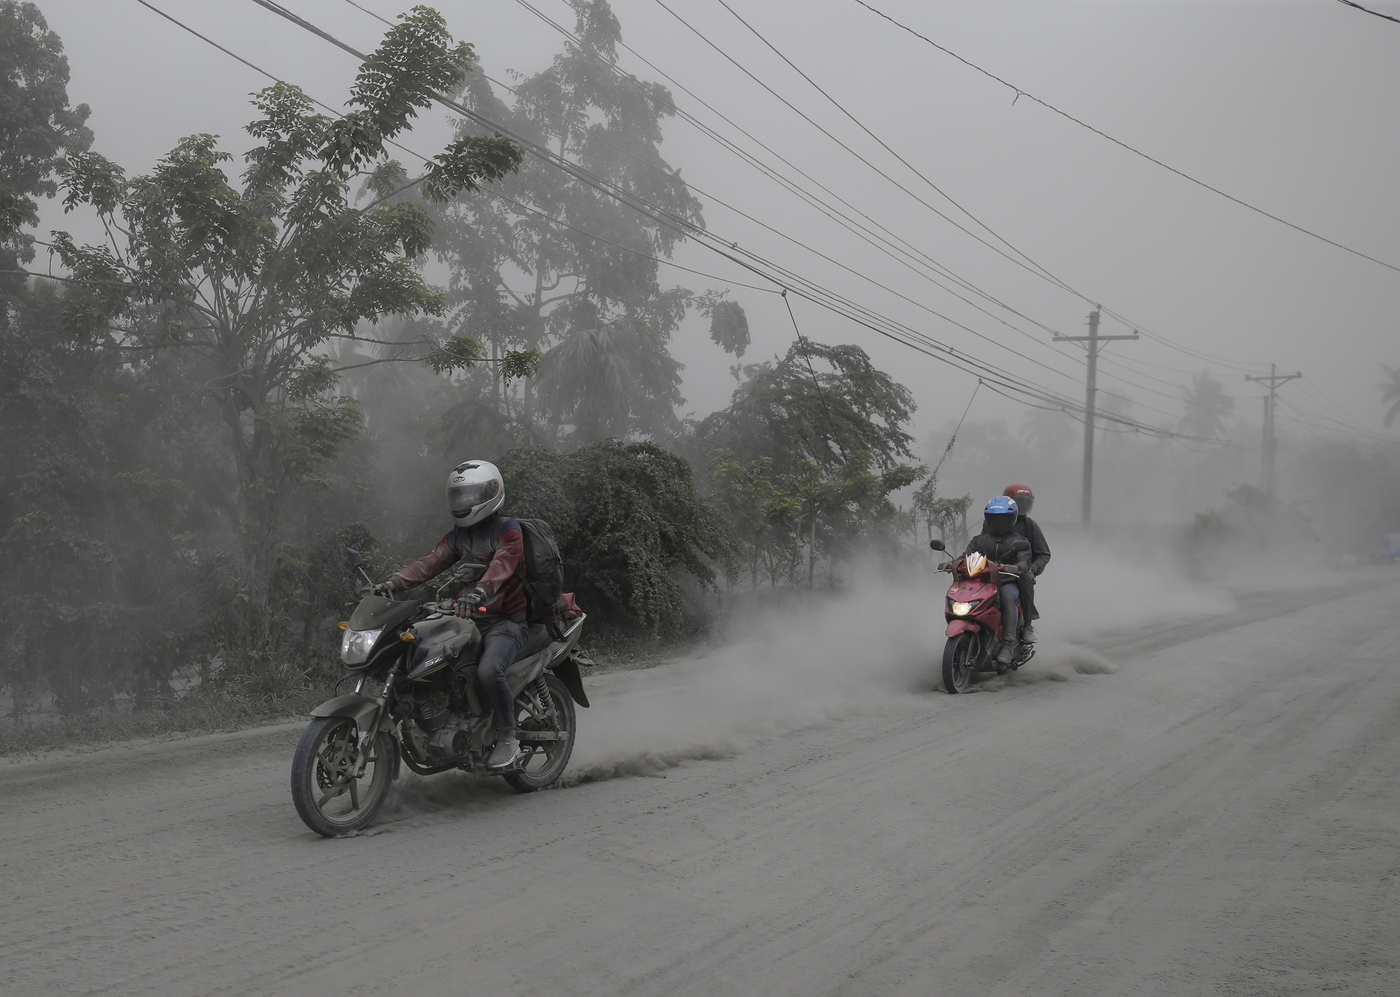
556, 532, 1225, 784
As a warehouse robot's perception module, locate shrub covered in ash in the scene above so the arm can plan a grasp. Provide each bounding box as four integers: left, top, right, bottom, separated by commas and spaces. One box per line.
499, 440, 734, 633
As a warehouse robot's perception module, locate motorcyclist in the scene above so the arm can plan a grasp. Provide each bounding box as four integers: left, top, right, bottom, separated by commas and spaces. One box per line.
373, 460, 528, 770
962, 495, 1032, 664
1003, 483, 1050, 644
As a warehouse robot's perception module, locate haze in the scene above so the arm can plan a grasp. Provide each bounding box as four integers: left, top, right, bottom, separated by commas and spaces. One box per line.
33, 0, 1399, 527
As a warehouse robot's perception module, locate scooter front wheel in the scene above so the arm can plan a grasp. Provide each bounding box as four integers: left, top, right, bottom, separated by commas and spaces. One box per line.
941, 631, 980, 694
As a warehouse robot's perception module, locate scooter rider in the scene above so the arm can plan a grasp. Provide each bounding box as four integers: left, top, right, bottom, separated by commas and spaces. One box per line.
962, 495, 1033, 665
1003, 483, 1050, 644
372, 460, 528, 770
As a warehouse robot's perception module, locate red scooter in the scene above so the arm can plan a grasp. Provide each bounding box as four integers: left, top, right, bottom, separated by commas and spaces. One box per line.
929, 539, 1034, 693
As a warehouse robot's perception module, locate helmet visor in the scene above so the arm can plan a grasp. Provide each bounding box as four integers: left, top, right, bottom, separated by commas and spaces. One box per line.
448, 479, 498, 516
986, 513, 1016, 534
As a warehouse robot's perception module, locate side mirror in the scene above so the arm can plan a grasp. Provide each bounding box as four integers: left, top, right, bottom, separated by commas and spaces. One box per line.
929, 539, 946, 552
452, 561, 486, 582
346, 548, 366, 568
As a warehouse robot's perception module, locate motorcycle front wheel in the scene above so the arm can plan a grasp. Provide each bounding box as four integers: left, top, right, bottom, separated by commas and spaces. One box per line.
941, 631, 980, 694
290, 716, 398, 837
505, 672, 576, 793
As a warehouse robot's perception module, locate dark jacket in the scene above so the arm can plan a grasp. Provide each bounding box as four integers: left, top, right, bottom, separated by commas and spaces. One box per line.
388, 514, 527, 621
962, 524, 1032, 574
1011, 516, 1051, 576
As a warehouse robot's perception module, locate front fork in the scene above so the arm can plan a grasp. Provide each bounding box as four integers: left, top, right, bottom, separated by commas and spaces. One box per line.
352, 662, 400, 778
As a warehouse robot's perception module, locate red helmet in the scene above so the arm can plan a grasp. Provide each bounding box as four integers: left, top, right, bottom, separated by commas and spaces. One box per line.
1003, 483, 1034, 515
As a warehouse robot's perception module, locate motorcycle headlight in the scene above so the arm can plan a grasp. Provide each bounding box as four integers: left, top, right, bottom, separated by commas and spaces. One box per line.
950, 601, 976, 616
341, 627, 383, 664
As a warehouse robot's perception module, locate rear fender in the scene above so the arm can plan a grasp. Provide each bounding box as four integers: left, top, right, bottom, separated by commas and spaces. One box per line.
550, 657, 590, 708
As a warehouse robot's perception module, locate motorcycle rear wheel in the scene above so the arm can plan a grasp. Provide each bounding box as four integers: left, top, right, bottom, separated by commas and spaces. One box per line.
291, 716, 397, 837
504, 672, 576, 793
942, 632, 980, 694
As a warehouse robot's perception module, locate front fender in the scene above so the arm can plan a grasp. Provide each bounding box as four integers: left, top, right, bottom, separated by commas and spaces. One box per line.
945, 619, 982, 637
308, 694, 399, 781
310, 693, 381, 728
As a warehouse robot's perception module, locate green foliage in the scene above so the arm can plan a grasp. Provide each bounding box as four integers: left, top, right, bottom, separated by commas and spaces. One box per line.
500, 440, 734, 631
709, 450, 802, 588
433, 0, 739, 443
912, 483, 973, 547
702, 295, 750, 358
0, 280, 232, 715
50, 8, 523, 622
698, 338, 917, 477
538, 318, 683, 442
0, 1, 92, 275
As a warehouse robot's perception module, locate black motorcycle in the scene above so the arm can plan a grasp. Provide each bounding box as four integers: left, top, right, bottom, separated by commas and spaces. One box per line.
290, 549, 590, 837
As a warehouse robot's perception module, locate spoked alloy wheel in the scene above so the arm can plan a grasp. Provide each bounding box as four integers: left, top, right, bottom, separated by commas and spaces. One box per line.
941, 631, 981, 694
504, 672, 576, 793
291, 716, 397, 837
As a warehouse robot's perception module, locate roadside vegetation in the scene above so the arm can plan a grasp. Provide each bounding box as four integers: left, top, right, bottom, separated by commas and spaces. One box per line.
0, 1, 941, 751
5, 2, 1395, 753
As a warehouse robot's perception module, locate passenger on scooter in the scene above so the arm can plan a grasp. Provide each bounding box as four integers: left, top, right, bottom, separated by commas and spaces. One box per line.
962, 496, 1033, 664
371, 459, 528, 771
1003, 483, 1050, 644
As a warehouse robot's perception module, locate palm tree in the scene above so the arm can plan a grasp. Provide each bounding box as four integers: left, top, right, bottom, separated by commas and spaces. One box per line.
1179, 373, 1236, 440
1380, 365, 1400, 427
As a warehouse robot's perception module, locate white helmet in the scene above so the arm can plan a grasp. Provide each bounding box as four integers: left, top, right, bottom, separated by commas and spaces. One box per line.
446, 459, 504, 527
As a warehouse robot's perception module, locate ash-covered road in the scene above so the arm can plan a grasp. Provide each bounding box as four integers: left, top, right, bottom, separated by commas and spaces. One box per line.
5, 573, 1398, 996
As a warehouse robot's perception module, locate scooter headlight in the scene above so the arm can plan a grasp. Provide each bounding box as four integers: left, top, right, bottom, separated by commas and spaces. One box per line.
950, 600, 976, 616
340, 627, 383, 664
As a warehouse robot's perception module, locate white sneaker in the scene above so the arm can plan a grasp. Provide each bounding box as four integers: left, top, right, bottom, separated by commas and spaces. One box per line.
486, 737, 520, 769
1022, 623, 1038, 643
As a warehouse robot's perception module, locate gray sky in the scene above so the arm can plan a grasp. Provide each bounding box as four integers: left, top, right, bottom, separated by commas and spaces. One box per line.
36, 0, 1400, 449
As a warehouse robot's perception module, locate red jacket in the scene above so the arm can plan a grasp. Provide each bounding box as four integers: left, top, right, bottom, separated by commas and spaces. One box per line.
389, 515, 527, 621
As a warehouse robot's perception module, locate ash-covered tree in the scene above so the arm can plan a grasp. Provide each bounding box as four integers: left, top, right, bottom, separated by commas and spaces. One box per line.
434, 0, 745, 444
1380, 364, 1400, 428
698, 338, 917, 476
709, 451, 802, 589
698, 338, 924, 584
52, 8, 526, 630
499, 440, 734, 632
1179, 372, 1235, 440
0, 0, 92, 316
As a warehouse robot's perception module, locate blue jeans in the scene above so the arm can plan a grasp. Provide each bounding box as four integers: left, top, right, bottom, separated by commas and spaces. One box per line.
999, 583, 1022, 642
476, 618, 529, 729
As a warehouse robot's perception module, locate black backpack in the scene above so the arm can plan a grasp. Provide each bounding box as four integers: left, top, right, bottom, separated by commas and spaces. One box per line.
492, 517, 566, 631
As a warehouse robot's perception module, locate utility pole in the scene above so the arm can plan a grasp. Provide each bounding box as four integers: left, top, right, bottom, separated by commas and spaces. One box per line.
1055, 307, 1139, 525
1244, 363, 1301, 494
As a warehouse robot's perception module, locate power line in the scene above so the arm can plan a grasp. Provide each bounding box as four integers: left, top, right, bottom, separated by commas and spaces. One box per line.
851, 0, 1400, 276
132, 0, 1236, 445
645, 0, 1088, 291
1335, 0, 1400, 25
369, 0, 1275, 394
710, 0, 1069, 292
496, 0, 1226, 416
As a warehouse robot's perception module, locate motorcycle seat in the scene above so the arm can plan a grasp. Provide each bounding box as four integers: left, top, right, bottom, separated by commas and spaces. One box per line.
514, 623, 552, 662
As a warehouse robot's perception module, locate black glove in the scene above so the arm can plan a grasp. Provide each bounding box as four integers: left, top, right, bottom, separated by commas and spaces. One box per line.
371, 580, 396, 598
455, 587, 486, 618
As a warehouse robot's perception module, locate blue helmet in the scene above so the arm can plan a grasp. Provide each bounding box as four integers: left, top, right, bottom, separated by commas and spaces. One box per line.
984, 495, 1018, 522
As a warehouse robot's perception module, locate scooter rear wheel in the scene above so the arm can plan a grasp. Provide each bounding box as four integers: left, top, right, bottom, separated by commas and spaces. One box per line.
942, 632, 980, 694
